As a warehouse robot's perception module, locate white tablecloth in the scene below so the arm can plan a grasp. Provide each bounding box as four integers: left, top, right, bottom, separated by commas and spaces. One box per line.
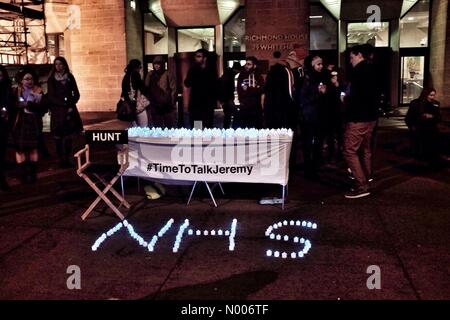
123, 134, 293, 186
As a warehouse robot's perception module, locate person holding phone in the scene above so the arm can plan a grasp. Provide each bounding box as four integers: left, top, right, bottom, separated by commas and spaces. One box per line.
11, 67, 43, 184
300, 55, 327, 180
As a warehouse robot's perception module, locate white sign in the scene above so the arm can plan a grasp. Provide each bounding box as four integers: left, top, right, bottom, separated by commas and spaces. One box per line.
124, 134, 292, 186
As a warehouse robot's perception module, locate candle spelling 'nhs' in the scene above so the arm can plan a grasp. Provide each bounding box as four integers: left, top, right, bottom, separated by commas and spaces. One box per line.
91, 219, 317, 260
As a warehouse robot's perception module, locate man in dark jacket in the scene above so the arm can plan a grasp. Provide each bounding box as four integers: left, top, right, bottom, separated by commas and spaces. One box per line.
264, 51, 296, 129
145, 56, 177, 128
184, 49, 218, 128
218, 62, 241, 129
236, 56, 264, 129
343, 45, 379, 199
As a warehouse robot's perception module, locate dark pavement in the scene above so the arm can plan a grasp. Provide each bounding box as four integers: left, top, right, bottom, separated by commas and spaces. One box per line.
0, 109, 450, 300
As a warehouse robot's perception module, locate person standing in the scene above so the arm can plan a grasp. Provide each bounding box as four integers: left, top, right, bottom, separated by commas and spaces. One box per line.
343, 45, 379, 199
405, 88, 442, 165
263, 51, 296, 129
184, 49, 218, 128
47, 57, 83, 168
145, 56, 177, 128
121, 59, 148, 127
0, 66, 14, 191
324, 69, 345, 162
11, 67, 44, 184
218, 62, 241, 129
300, 55, 327, 179
236, 56, 264, 129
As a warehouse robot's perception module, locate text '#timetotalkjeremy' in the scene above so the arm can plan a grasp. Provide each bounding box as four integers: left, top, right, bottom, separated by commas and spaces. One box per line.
147, 163, 254, 176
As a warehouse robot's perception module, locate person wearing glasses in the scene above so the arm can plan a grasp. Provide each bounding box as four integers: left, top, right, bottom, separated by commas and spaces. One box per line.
11, 67, 44, 184
47, 56, 82, 168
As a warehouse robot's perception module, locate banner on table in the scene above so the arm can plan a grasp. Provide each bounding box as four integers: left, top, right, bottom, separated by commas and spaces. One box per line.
123, 135, 292, 186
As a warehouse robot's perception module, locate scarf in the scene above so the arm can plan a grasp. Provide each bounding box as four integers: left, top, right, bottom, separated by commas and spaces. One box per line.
54, 72, 69, 85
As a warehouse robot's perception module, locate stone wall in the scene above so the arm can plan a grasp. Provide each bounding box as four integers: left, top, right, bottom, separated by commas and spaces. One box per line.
245, 0, 309, 65
429, 0, 450, 108
69, 0, 126, 112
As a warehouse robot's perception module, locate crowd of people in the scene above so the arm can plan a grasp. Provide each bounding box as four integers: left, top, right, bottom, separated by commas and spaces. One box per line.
1, 45, 447, 198
171, 45, 381, 198
0, 57, 83, 191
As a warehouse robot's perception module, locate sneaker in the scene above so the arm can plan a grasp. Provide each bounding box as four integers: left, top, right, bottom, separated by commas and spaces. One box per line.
259, 197, 284, 205
347, 168, 355, 180
345, 188, 370, 199
144, 185, 161, 200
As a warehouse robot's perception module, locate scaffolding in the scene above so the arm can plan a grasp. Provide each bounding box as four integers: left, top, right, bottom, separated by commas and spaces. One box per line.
0, 0, 48, 65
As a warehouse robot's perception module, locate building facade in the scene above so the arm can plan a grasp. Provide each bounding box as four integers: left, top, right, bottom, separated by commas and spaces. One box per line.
1, 0, 449, 111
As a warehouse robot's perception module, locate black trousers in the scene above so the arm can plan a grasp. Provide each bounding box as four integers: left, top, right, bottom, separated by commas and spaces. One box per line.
0, 122, 9, 175
222, 100, 235, 129
301, 121, 323, 176
189, 106, 215, 129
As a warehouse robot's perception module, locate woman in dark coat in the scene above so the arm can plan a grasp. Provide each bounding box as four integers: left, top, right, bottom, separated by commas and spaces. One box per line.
300, 55, 327, 179
0, 66, 14, 191
405, 88, 442, 164
47, 56, 82, 168
11, 67, 44, 183
121, 59, 148, 127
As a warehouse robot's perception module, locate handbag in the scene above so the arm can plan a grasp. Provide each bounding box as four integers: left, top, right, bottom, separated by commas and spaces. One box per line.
136, 90, 150, 114
116, 98, 135, 122
116, 76, 138, 121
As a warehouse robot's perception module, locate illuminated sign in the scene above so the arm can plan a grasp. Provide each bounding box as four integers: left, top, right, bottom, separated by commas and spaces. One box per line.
91, 219, 317, 260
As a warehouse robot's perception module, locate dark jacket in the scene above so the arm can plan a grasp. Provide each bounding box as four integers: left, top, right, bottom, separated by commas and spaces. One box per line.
237, 70, 264, 110
145, 68, 177, 114
263, 63, 296, 129
300, 69, 327, 124
218, 67, 238, 103
405, 98, 441, 132
0, 79, 14, 127
184, 65, 218, 111
47, 73, 83, 136
11, 85, 44, 151
121, 70, 144, 102
345, 60, 378, 122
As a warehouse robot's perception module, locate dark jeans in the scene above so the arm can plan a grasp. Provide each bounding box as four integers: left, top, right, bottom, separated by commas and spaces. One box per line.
222, 100, 235, 129
151, 109, 177, 129
0, 123, 8, 170
233, 105, 263, 129
343, 121, 377, 189
301, 121, 322, 177
189, 107, 215, 129
410, 127, 440, 161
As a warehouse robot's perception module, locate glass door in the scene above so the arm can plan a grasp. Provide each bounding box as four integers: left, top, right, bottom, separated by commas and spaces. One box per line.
400, 55, 425, 104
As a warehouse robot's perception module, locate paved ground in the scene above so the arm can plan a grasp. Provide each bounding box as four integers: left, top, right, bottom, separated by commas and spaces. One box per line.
0, 110, 449, 300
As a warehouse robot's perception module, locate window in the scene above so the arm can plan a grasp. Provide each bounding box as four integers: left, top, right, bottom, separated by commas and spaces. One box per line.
144, 13, 168, 55
400, 0, 430, 48
347, 22, 389, 47
224, 7, 245, 53
309, 4, 337, 50
177, 28, 215, 53
47, 33, 65, 62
